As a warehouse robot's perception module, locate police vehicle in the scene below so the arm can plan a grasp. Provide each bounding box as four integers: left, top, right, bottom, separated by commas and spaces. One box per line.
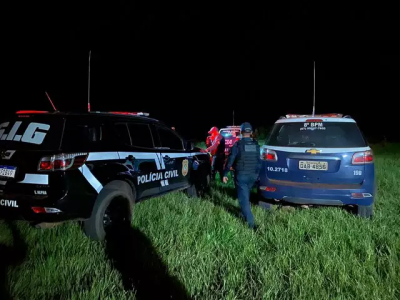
0, 110, 211, 240
219, 126, 240, 156
258, 114, 375, 218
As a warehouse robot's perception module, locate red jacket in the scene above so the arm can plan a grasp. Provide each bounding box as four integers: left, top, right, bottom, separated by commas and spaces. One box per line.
207, 133, 224, 156
206, 136, 212, 148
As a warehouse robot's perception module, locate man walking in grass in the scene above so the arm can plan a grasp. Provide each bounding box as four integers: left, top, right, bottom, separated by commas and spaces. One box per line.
223, 122, 261, 230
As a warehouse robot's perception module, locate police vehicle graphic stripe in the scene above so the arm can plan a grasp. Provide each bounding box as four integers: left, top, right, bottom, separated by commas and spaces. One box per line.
87, 152, 119, 161
85, 151, 206, 162
79, 164, 103, 193
155, 153, 164, 170
85, 151, 172, 187
18, 174, 49, 185
262, 146, 372, 154
191, 152, 208, 157
82, 151, 208, 189
160, 153, 190, 158
0, 150, 16, 160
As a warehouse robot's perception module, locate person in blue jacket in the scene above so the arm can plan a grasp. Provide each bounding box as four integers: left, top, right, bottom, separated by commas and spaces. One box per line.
223, 122, 261, 230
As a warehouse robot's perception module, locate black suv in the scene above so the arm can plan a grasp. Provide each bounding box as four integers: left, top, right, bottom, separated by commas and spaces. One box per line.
0, 110, 211, 240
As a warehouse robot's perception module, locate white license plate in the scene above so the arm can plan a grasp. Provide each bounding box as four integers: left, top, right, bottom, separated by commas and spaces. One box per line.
0, 166, 16, 178
299, 161, 328, 171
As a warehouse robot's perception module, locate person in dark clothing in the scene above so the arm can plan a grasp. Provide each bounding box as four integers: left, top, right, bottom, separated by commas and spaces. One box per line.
206, 126, 226, 181
223, 122, 262, 230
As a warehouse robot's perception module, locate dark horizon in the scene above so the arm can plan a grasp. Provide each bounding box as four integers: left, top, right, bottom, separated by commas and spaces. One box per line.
3, 2, 399, 142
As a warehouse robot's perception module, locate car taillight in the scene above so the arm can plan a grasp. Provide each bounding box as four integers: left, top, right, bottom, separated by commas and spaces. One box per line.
261, 148, 278, 161
352, 151, 374, 165
38, 153, 88, 171
32, 207, 62, 213
265, 186, 277, 192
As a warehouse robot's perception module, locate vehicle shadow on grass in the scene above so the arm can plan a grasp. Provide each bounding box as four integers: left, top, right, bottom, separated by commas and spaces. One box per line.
0, 220, 27, 300
105, 224, 191, 300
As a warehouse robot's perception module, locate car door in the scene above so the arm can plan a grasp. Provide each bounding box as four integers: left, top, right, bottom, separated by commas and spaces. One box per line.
114, 122, 161, 199
151, 124, 191, 192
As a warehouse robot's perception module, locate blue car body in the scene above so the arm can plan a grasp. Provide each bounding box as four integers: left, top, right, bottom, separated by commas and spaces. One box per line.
258, 114, 376, 212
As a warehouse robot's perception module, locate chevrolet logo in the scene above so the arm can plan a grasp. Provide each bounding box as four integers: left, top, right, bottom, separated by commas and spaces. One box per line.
306, 149, 321, 155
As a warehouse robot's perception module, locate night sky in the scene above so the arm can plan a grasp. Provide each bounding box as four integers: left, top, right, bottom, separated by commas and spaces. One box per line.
3, 1, 399, 141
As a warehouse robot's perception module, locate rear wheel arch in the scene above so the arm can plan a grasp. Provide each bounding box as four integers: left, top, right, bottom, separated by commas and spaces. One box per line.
83, 180, 136, 241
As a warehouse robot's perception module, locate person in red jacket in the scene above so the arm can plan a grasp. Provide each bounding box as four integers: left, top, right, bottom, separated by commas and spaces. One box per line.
206, 126, 226, 181
206, 135, 212, 148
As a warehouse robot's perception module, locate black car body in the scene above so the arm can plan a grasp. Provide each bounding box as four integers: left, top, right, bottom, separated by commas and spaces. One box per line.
0, 111, 211, 240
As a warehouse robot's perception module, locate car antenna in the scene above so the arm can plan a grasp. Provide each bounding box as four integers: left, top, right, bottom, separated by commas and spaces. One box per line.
45, 91, 58, 111
88, 50, 91, 112
312, 60, 316, 117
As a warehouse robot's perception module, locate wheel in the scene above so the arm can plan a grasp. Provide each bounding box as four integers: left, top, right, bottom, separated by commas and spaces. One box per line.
84, 180, 135, 241
357, 204, 374, 219
187, 172, 210, 198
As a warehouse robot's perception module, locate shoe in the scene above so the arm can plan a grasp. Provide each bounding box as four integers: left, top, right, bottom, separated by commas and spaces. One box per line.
251, 225, 258, 232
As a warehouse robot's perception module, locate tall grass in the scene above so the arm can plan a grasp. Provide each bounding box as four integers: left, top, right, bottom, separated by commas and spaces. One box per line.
0, 144, 399, 299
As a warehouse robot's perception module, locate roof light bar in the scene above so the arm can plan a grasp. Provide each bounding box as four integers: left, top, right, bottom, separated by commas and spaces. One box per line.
285, 113, 343, 118
16, 110, 49, 114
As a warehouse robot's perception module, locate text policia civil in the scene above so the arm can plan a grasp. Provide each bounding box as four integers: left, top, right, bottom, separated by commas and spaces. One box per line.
137, 169, 179, 185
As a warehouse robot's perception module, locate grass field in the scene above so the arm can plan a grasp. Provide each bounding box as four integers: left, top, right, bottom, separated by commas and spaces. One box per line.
1, 144, 399, 299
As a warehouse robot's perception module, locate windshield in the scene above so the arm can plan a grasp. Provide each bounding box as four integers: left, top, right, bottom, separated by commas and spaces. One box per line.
0, 115, 65, 150
220, 129, 240, 138
266, 121, 367, 148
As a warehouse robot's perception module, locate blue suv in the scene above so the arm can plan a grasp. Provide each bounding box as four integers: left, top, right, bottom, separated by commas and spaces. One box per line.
258, 114, 375, 218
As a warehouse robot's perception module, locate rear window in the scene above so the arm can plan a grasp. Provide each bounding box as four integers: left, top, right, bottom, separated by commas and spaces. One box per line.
220, 129, 240, 138
61, 119, 104, 151
0, 116, 64, 150
266, 121, 367, 148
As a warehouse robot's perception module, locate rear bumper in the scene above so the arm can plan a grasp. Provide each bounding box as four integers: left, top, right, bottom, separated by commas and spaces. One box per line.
0, 208, 80, 223
258, 183, 375, 206
0, 193, 87, 223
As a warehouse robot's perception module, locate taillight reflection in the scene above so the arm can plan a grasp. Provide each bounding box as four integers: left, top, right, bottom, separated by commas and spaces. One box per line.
38, 153, 88, 171
352, 151, 374, 165
261, 148, 278, 162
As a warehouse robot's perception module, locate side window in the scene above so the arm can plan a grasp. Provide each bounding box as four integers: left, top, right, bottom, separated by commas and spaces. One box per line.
114, 123, 131, 145
127, 123, 154, 148
156, 126, 184, 150
62, 119, 103, 150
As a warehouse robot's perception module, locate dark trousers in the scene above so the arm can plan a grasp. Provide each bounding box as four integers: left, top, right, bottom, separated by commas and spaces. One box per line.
211, 155, 225, 181
235, 173, 257, 228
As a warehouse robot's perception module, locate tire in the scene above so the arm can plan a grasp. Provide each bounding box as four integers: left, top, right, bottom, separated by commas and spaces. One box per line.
187, 171, 210, 199
357, 204, 374, 219
84, 180, 135, 241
